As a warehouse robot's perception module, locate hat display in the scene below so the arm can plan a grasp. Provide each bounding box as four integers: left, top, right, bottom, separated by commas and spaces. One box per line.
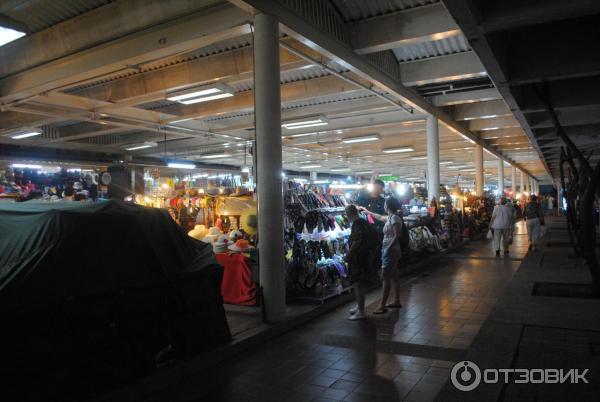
208, 227, 221, 236
188, 224, 208, 240
213, 234, 230, 253
228, 239, 253, 252
228, 230, 243, 241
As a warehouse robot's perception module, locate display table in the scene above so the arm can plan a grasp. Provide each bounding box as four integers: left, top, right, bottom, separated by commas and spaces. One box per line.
215, 253, 257, 306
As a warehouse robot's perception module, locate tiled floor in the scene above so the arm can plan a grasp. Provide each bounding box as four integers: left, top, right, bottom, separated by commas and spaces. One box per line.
144, 222, 531, 402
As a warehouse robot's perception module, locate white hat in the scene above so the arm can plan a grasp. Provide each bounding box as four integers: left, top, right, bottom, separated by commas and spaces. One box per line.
188, 224, 208, 240
208, 227, 221, 236
202, 234, 218, 243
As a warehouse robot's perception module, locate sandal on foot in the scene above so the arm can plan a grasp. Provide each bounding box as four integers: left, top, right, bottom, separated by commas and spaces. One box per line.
372, 308, 388, 315
385, 303, 402, 308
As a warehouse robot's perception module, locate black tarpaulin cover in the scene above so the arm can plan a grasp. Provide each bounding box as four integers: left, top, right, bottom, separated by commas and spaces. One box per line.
0, 200, 231, 401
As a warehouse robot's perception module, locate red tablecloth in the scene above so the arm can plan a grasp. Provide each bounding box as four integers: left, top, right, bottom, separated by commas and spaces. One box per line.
215, 253, 257, 306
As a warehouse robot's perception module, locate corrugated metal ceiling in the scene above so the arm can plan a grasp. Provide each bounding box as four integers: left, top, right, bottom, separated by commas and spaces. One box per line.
0, 0, 114, 33
392, 34, 471, 62
331, 0, 438, 22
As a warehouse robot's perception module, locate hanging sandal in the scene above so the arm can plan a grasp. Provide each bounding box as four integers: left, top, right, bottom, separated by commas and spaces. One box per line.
372, 308, 388, 315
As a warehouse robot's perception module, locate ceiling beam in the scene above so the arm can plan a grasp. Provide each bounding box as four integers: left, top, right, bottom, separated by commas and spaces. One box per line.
443, 0, 551, 178
68, 45, 312, 107
0, 0, 224, 79
451, 99, 511, 121
228, 0, 535, 175
351, 3, 461, 54
428, 87, 501, 106
160, 74, 368, 123
0, 3, 251, 104
468, 115, 519, 131
400, 51, 487, 86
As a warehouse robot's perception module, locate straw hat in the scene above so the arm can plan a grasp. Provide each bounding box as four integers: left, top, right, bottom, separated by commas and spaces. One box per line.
188, 224, 208, 240
228, 239, 253, 252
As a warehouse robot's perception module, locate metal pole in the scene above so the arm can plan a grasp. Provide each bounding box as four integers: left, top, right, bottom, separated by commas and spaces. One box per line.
254, 13, 285, 322
497, 157, 504, 196
475, 144, 484, 196
426, 114, 440, 202
511, 166, 517, 199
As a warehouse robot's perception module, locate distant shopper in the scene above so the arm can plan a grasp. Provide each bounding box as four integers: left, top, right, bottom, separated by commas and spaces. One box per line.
490, 196, 514, 256
524, 194, 542, 251
357, 179, 386, 234
547, 195, 555, 214
345, 205, 373, 321
363, 197, 404, 314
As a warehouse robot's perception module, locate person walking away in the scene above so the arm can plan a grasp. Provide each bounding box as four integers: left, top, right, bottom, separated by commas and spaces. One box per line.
490, 196, 514, 256
547, 195, 554, 215
362, 197, 404, 314
525, 194, 542, 251
345, 205, 374, 321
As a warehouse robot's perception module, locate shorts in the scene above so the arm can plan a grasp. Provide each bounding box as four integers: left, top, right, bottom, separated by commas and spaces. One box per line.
381, 246, 401, 270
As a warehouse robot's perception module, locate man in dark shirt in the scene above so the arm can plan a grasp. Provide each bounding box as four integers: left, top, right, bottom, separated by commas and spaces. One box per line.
357, 179, 386, 234
345, 205, 372, 321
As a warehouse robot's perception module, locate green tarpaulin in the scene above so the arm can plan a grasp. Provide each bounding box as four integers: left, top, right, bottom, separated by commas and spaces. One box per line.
0, 200, 231, 401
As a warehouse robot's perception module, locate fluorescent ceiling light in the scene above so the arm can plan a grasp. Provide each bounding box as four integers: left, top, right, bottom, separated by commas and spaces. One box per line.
179, 92, 233, 104
168, 162, 196, 169
199, 153, 232, 159
0, 26, 25, 47
11, 130, 42, 139
166, 83, 235, 104
330, 167, 351, 172
439, 161, 453, 164
355, 170, 373, 174
125, 141, 157, 151
299, 165, 321, 169
410, 156, 427, 160
12, 163, 42, 169
378, 173, 392, 176
313, 180, 329, 184
282, 116, 329, 130
342, 134, 380, 144
382, 147, 414, 153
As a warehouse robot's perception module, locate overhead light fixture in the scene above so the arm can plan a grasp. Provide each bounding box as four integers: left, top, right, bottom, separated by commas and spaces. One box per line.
355, 170, 373, 174
12, 163, 42, 169
168, 162, 196, 169
10, 130, 42, 139
313, 180, 329, 184
410, 156, 427, 160
378, 173, 393, 176
124, 141, 158, 151
199, 153, 232, 159
0, 26, 25, 47
439, 161, 453, 164
382, 146, 414, 153
282, 116, 329, 130
299, 165, 322, 169
342, 134, 380, 144
330, 167, 351, 172
166, 82, 235, 105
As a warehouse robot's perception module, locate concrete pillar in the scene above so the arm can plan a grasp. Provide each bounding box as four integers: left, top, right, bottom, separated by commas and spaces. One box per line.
519, 170, 524, 194
254, 13, 285, 322
426, 114, 440, 202
475, 144, 484, 196
497, 158, 504, 196
556, 180, 562, 214
511, 166, 517, 198
310, 171, 317, 181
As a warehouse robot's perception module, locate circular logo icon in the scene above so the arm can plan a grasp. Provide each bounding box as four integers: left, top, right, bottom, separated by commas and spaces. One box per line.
451, 360, 481, 391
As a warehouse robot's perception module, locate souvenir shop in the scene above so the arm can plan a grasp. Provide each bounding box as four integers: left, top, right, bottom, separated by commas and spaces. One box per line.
281, 178, 494, 303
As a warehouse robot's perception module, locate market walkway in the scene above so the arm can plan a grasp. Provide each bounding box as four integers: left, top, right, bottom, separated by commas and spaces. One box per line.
140, 221, 531, 402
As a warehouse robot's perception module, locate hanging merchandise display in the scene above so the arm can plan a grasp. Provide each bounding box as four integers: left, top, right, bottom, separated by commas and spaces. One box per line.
283, 181, 355, 301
